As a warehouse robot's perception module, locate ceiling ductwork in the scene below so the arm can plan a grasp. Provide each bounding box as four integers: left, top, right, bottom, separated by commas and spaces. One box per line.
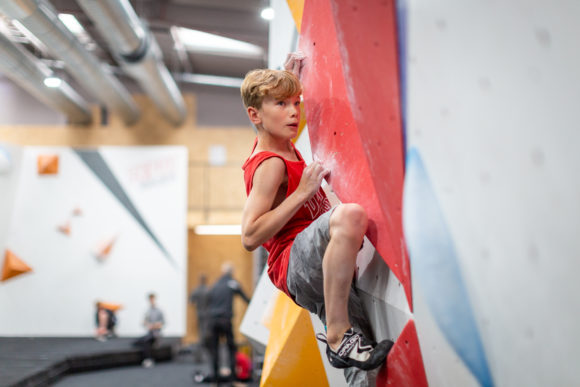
77, 0, 187, 126
0, 0, 140, 125
0, 31, 91, 125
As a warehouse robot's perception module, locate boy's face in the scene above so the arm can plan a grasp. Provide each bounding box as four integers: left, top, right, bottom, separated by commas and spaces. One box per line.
249, 94, 301, 139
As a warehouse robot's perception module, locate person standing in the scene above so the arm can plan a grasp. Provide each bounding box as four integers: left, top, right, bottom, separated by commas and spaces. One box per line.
133, 293, 165, 368
206, 263, 250, 382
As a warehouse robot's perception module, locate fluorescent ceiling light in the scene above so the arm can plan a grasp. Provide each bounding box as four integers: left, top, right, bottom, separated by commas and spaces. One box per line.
58, 14, 85, 34
261, 7, 275, 21
174, 27, 263, 58
58, 13, 95, 48
43, 76, 62, 88
174, 73, 243, 88
194, 225, 242, 235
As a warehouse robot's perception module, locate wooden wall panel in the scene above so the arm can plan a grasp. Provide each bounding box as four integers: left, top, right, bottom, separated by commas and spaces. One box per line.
186, 232, 253, 344
188, 165, 205, 208
0, 93, 257, 226
208, 166, 246, 209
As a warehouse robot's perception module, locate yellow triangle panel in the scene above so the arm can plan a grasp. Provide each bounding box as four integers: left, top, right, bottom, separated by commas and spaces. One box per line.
291, 101, 307, 144
286, 0, 305, 33
260, 293, 329, 387
1, 249, 32, 282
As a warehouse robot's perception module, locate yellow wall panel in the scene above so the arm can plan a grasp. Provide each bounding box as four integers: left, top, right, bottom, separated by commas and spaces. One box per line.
260, 293, 329, 387
286, 0, 305, 33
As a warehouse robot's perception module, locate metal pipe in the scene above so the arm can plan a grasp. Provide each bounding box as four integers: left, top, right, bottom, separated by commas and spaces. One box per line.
0, 0, 140, 125
77, 0, 186, 126
0, 31, 91, 124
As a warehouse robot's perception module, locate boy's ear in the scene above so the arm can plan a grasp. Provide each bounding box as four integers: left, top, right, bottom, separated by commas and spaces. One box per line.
247, 106, 261, 125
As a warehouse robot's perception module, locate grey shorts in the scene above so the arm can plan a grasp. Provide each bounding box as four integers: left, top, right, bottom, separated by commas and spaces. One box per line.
286, 209, 373, 340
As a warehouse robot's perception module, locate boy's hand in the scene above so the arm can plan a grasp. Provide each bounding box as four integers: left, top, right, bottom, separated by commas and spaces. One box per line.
284, 51, 306, 79
297, 161, 329, 200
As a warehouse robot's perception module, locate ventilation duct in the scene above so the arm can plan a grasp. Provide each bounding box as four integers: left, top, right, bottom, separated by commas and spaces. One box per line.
0, 0, 140, 125
0, 32, 91, 124
77, 0, 187, 126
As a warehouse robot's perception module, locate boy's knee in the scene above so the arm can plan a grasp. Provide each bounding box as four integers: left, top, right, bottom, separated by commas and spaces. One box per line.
330, 204, 368, 237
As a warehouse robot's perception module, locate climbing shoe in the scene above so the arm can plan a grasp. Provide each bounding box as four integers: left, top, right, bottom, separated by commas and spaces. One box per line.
316, 328, 393, 370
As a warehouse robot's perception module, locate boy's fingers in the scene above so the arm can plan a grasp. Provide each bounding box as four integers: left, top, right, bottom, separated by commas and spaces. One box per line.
284, 51, 306, 77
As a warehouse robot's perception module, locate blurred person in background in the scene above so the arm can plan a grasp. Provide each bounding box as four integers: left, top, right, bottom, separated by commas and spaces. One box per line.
206, 262, 250, 382
133, 293, 165, 368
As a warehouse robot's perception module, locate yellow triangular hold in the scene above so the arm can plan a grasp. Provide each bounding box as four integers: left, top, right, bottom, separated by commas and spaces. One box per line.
1, 249, 32, 282
286, 0, 305, 33
260, 293, 329, 387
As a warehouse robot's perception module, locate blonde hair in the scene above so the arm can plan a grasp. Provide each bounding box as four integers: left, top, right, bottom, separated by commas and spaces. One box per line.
241, 69, 302, 109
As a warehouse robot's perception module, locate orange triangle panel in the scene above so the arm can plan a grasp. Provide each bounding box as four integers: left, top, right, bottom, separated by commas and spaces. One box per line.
37, 154, 59, 175
1, 249, 33, 282
100, 302, 123, 311
100, 239, 115, 256
57, 221, 71, 236
96, 237, 117, 261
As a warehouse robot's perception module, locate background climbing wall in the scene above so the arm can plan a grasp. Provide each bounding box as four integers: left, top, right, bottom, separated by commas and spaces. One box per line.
404, 0, 580, 386
0, 144, 23, 257
0, 145, 187, 336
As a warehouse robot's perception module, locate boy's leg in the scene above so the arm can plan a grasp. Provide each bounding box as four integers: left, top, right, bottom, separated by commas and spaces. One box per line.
288, 204, 392, 374
322, 204, 367, 348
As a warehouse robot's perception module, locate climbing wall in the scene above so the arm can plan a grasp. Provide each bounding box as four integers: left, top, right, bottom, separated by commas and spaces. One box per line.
241, 0, 580, 385
0, 144, 22, 258
0, 145, 188, 336
298, 0, 427, 385
404, 0, 580, 386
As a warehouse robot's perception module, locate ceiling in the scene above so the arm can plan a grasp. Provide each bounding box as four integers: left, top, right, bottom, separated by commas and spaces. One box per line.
49, 0, 270, 79
0, 0, 272, 125
0, 0, 271, 94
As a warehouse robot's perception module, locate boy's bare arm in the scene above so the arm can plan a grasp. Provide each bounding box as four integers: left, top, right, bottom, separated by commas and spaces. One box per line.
241, 158, 328, 251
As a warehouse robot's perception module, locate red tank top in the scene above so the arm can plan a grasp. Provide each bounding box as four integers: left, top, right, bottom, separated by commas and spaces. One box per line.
242, 139, 331, 298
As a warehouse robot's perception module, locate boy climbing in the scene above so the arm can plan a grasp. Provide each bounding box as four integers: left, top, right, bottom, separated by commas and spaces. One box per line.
240, 54, 393, 385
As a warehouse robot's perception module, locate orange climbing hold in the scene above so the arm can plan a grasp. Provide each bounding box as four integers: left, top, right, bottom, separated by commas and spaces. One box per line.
57, 221, 71, 236
99, 302, 123, 311
95, 237, 116, 261
1, 249, 32, 282
37, 154, 59, 175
